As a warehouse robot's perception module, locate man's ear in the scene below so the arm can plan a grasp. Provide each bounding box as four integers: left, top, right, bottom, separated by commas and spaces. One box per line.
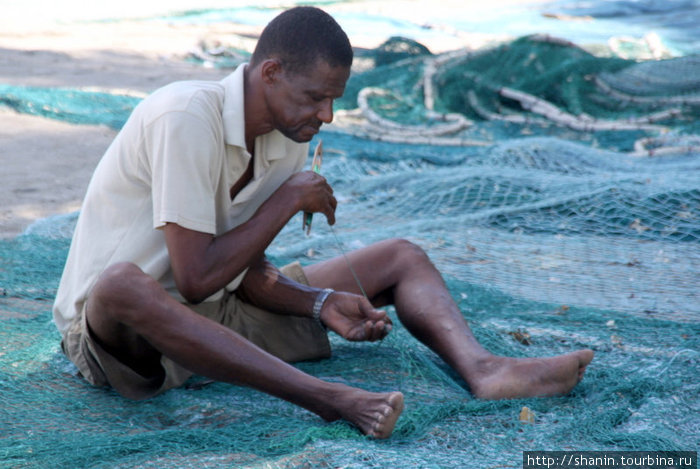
260, 58, 283, 85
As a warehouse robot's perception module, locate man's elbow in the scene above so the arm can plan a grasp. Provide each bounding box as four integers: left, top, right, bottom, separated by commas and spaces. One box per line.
175, 275, 213, 305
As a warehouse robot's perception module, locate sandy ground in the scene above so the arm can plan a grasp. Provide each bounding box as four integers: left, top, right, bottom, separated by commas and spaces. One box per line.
0, 1, 544, 238
0, 20, 241, 238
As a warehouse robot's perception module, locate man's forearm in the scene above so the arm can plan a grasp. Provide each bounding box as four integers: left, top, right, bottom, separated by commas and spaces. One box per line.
236, 256, 320, 318
166, 182, 303, 303
167, 169, 337, 304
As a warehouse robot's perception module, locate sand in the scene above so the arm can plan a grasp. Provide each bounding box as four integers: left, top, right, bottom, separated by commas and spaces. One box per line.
0, 19, 237, 238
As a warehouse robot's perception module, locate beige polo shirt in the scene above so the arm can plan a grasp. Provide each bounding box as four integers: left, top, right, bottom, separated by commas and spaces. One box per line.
53, 64, 309, 335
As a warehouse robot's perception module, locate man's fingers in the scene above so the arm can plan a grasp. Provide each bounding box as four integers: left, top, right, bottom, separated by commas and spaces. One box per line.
346, 318, 391, 342
296, 171, 335, 220
348, 321, 377, 342
325, 196, 337, 225
376, 320, 392, 339
362, 302, 390, 323
381, 321, 392, 337
365, 319, 391, 341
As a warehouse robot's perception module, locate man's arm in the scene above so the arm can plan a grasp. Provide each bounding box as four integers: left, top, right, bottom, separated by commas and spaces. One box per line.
164, 170, 336, 304
164, 167, 390, 341
237, 256, 393, 342
236, 256, 318, 316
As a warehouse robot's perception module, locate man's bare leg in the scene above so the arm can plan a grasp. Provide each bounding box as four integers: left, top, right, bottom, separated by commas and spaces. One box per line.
85, 262, 403, 438
304, 239, 594, 399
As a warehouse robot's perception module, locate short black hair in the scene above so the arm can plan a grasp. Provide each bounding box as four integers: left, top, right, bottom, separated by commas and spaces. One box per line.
250, 7, 353, 74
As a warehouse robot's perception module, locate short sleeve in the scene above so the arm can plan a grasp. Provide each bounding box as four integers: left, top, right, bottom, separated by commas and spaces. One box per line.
147, 110, 222, 234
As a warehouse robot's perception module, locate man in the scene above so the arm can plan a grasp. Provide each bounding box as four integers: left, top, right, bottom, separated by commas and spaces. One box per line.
53, 7, 593, 439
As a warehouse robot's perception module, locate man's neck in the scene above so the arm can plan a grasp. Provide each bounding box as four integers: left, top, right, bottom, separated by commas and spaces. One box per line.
243, 64, 274, 152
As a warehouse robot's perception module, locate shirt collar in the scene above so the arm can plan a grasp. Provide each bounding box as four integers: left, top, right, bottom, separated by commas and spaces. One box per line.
221, 63, 247, 150
221, 63, 288, 162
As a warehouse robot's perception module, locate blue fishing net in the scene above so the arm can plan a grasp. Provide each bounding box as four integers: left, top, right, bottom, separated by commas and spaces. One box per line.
1, 34, 698, 468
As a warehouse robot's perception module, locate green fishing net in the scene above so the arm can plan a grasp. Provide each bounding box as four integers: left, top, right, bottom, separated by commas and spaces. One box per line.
1, 35, 698, 468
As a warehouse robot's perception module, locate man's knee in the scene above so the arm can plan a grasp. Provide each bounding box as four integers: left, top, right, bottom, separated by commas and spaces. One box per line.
388, 238, 430, 260
382, 238, 433, 271
90, 262, 162, 321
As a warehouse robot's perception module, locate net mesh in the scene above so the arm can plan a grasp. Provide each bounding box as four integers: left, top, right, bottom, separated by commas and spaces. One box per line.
1, 34, 699, 468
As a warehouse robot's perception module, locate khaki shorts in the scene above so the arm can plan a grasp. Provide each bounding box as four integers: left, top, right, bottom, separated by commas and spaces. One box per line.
61, 262, 331, 400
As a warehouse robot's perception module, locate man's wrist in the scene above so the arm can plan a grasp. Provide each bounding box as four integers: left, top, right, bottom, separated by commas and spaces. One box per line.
312, 288, 334, 328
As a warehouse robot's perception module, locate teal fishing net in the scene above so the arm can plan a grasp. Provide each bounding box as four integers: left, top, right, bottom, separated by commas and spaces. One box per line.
0, 85, 141, 130
1, 35, 699, 468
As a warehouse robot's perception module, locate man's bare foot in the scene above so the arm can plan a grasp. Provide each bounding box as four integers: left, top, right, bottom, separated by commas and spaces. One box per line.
322, 386, 404, 439
467, 349, 594, 400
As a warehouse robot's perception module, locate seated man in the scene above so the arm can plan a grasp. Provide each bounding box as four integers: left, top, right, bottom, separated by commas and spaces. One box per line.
53, 6, 593, 439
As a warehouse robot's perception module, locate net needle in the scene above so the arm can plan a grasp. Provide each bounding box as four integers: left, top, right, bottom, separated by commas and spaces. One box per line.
303, 140, 324, 235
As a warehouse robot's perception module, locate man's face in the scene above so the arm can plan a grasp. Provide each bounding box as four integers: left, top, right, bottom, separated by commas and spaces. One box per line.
267, 60, 350, 143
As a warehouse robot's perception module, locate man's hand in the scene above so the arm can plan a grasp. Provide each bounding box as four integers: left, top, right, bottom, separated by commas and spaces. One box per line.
281, 170, 337, 226
319, 292, 392, 341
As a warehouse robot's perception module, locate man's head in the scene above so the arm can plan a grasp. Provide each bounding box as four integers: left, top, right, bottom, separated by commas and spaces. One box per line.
250, 6, 353, 75
249, 7, 353, 143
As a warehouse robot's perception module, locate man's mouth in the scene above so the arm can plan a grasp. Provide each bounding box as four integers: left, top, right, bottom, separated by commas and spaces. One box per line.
305, 124, 321, 135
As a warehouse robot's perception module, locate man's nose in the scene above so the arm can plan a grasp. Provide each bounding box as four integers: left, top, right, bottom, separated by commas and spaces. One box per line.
317, 99, 334, 124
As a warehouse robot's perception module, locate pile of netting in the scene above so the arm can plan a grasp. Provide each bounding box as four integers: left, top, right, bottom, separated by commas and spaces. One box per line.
335, 35, 700, 150
1, 35, 699, 468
